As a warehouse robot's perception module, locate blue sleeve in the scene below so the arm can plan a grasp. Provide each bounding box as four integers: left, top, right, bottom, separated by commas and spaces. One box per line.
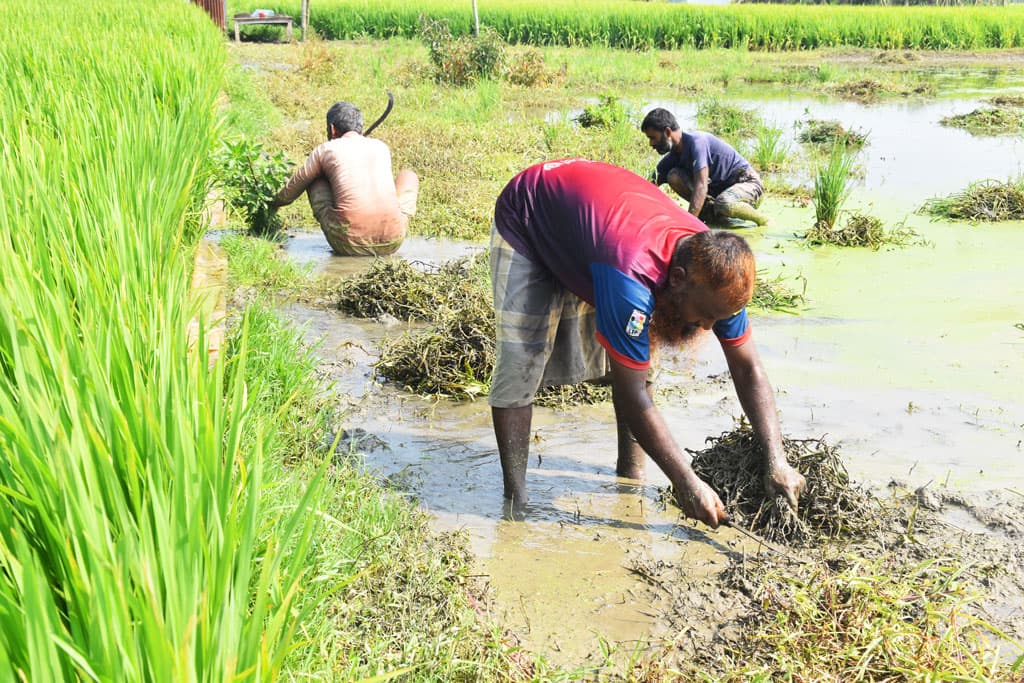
590, 263, 655, 369
713, 307, 752, 348
690, 136, 710, 174
655, 153, 677, 186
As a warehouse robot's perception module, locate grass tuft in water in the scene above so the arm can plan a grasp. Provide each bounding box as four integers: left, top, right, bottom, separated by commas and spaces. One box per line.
802, 212, 924, 250
920, 177, 1024, 221
575, 94, 635, 129
797, 118, 868, 148
696, 98, 763, 142
940, 107, 1023, 136
811, 142, 857, 233
749, 124, 789, 172
751, 270, 806, 312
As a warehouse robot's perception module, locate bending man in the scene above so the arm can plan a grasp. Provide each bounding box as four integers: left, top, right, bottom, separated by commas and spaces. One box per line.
641, 107, 769, 228
490, 158, 804, 525
272, 101, 419, 256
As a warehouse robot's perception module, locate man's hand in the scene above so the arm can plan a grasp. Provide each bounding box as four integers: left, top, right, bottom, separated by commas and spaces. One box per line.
764, 463, 806, 512
675, 474, 729, 528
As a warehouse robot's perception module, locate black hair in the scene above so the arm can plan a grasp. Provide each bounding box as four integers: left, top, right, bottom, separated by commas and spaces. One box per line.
326, 101, 363, 136
640, 107, 680, 133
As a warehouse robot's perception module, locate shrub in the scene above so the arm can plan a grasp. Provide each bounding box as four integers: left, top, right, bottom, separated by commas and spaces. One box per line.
419, 16, 505, 85
215, 140, 293, 236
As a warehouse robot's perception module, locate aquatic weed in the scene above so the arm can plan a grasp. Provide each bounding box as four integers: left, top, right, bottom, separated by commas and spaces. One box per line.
575, 94, 635, 129
920, 177, 1024, 221
797, 118, 868, 148
751, 270, 806, 312
940, 107, 1023, 136
696, 98, 763, 142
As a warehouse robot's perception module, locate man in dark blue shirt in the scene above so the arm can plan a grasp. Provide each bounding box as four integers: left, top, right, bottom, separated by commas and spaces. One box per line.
641, 107, 770, 227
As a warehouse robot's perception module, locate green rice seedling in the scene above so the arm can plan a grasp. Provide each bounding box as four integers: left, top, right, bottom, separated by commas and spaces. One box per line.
696, 98, 763, 142
797, 118, 868, 148
575, 94, 635, 128
0, 0, 323, 677
811, 142, 857, 233
940, 107, 1024, 136
749, 124, 790, 172
287, 0, 1024, 51
216, 139, 294, 236
920, 177, 1024, 221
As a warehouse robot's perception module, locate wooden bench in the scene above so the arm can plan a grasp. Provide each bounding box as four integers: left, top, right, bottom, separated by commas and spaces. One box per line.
233, 12, 293, 42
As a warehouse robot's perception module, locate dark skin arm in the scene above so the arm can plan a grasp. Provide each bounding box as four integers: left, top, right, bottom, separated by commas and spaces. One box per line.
722, 338, 806, 509
610, 359, 728, 527
688, 166, 710, 218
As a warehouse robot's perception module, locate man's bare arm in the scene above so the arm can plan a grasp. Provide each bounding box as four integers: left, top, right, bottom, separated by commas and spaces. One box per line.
722, 338, 806, 509
609, 359, 727, 527
688, 166, 711, 217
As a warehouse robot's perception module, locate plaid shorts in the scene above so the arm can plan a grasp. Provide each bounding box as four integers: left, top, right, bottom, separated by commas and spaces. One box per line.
713, 167, 765, 212
307, 178, 416, 256
488, 225, 608, 408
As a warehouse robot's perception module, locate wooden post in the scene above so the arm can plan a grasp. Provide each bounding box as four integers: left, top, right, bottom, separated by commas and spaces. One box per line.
472, 0, 479, 36
301, 0, 309, 41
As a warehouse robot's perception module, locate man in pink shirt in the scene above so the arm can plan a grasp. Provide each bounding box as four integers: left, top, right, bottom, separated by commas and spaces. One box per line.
272, 102, 419, 256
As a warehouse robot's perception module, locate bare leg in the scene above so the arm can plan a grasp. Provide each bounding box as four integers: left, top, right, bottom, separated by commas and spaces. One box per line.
613, 383, 653, 480
395, 169, 419, 217
492, 405, 532, 512
666, 168, 693, 202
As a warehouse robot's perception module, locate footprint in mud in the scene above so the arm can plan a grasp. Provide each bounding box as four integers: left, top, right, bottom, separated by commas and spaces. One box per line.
332, 427, 391, 455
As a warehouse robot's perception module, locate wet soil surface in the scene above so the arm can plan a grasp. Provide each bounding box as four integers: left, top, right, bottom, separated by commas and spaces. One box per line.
268, 222, 1024, 671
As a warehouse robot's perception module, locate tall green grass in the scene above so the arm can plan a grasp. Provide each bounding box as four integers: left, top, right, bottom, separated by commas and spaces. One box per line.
812, 142, 858, 232
251, 0, 1024, 50
0, 0, 321, 678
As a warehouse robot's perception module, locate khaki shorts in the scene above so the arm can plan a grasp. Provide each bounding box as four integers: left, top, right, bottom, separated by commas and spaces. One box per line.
712, 167, 764, 214
489, 225, 608, 409
307, 178, 418, 257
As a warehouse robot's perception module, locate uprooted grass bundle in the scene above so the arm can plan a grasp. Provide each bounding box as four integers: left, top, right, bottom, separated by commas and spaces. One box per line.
751, 270, 806, 312
687, 424, 885, 545
797, 118, 868, 148
940, 107, 1023, 135
802, 212, 923, 249
342, 252, 610, 404
920, 178, 1024, 221
987, 95, 1024, 108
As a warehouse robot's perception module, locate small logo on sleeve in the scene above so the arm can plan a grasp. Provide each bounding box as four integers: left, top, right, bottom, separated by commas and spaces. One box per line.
625, 310, 647, 337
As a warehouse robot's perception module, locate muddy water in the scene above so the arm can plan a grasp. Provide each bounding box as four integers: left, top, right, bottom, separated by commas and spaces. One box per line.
277, 88, 1024, 666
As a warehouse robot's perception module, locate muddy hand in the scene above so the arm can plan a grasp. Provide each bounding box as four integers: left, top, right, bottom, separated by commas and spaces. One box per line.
765, 464, 806, 512
675, 476, 728, 528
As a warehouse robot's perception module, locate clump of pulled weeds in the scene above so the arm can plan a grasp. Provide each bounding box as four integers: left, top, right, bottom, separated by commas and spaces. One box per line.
686, 423, 887, 545
338, 252, 609, 405
801, 212, 923, 250
920, 178, 1024, 222
751, 270, 806, 312
796, 118, 868, 148
940, 107, 1023, 136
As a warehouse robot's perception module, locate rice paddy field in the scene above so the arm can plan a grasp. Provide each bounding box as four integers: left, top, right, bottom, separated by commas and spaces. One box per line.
7, 0, 1024, 679
253, 0, 1024, 49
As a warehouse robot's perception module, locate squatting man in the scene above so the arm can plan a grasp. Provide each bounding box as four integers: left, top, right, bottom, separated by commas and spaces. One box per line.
489, 158, 805, 525
271, 101, 419, 256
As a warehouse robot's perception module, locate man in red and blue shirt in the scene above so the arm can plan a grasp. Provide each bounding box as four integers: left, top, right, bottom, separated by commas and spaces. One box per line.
490, 158, 804, 524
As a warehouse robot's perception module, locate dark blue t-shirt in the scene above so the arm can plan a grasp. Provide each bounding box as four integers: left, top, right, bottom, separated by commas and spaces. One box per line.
655, 131, 751, 196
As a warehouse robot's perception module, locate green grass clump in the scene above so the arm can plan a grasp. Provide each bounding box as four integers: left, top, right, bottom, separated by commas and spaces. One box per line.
940, 107, 1024, 136
576, 94, 635, 128
803, 212, 923, 250
749, 125, 790, 172
811, 142, 857, 233
221, 232, 313, 290
920, 178, 1024, 221
797, 118, 868, 148
751, 270, 806, 312
696, 98, 763, 142
710, 556, 1022, 681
